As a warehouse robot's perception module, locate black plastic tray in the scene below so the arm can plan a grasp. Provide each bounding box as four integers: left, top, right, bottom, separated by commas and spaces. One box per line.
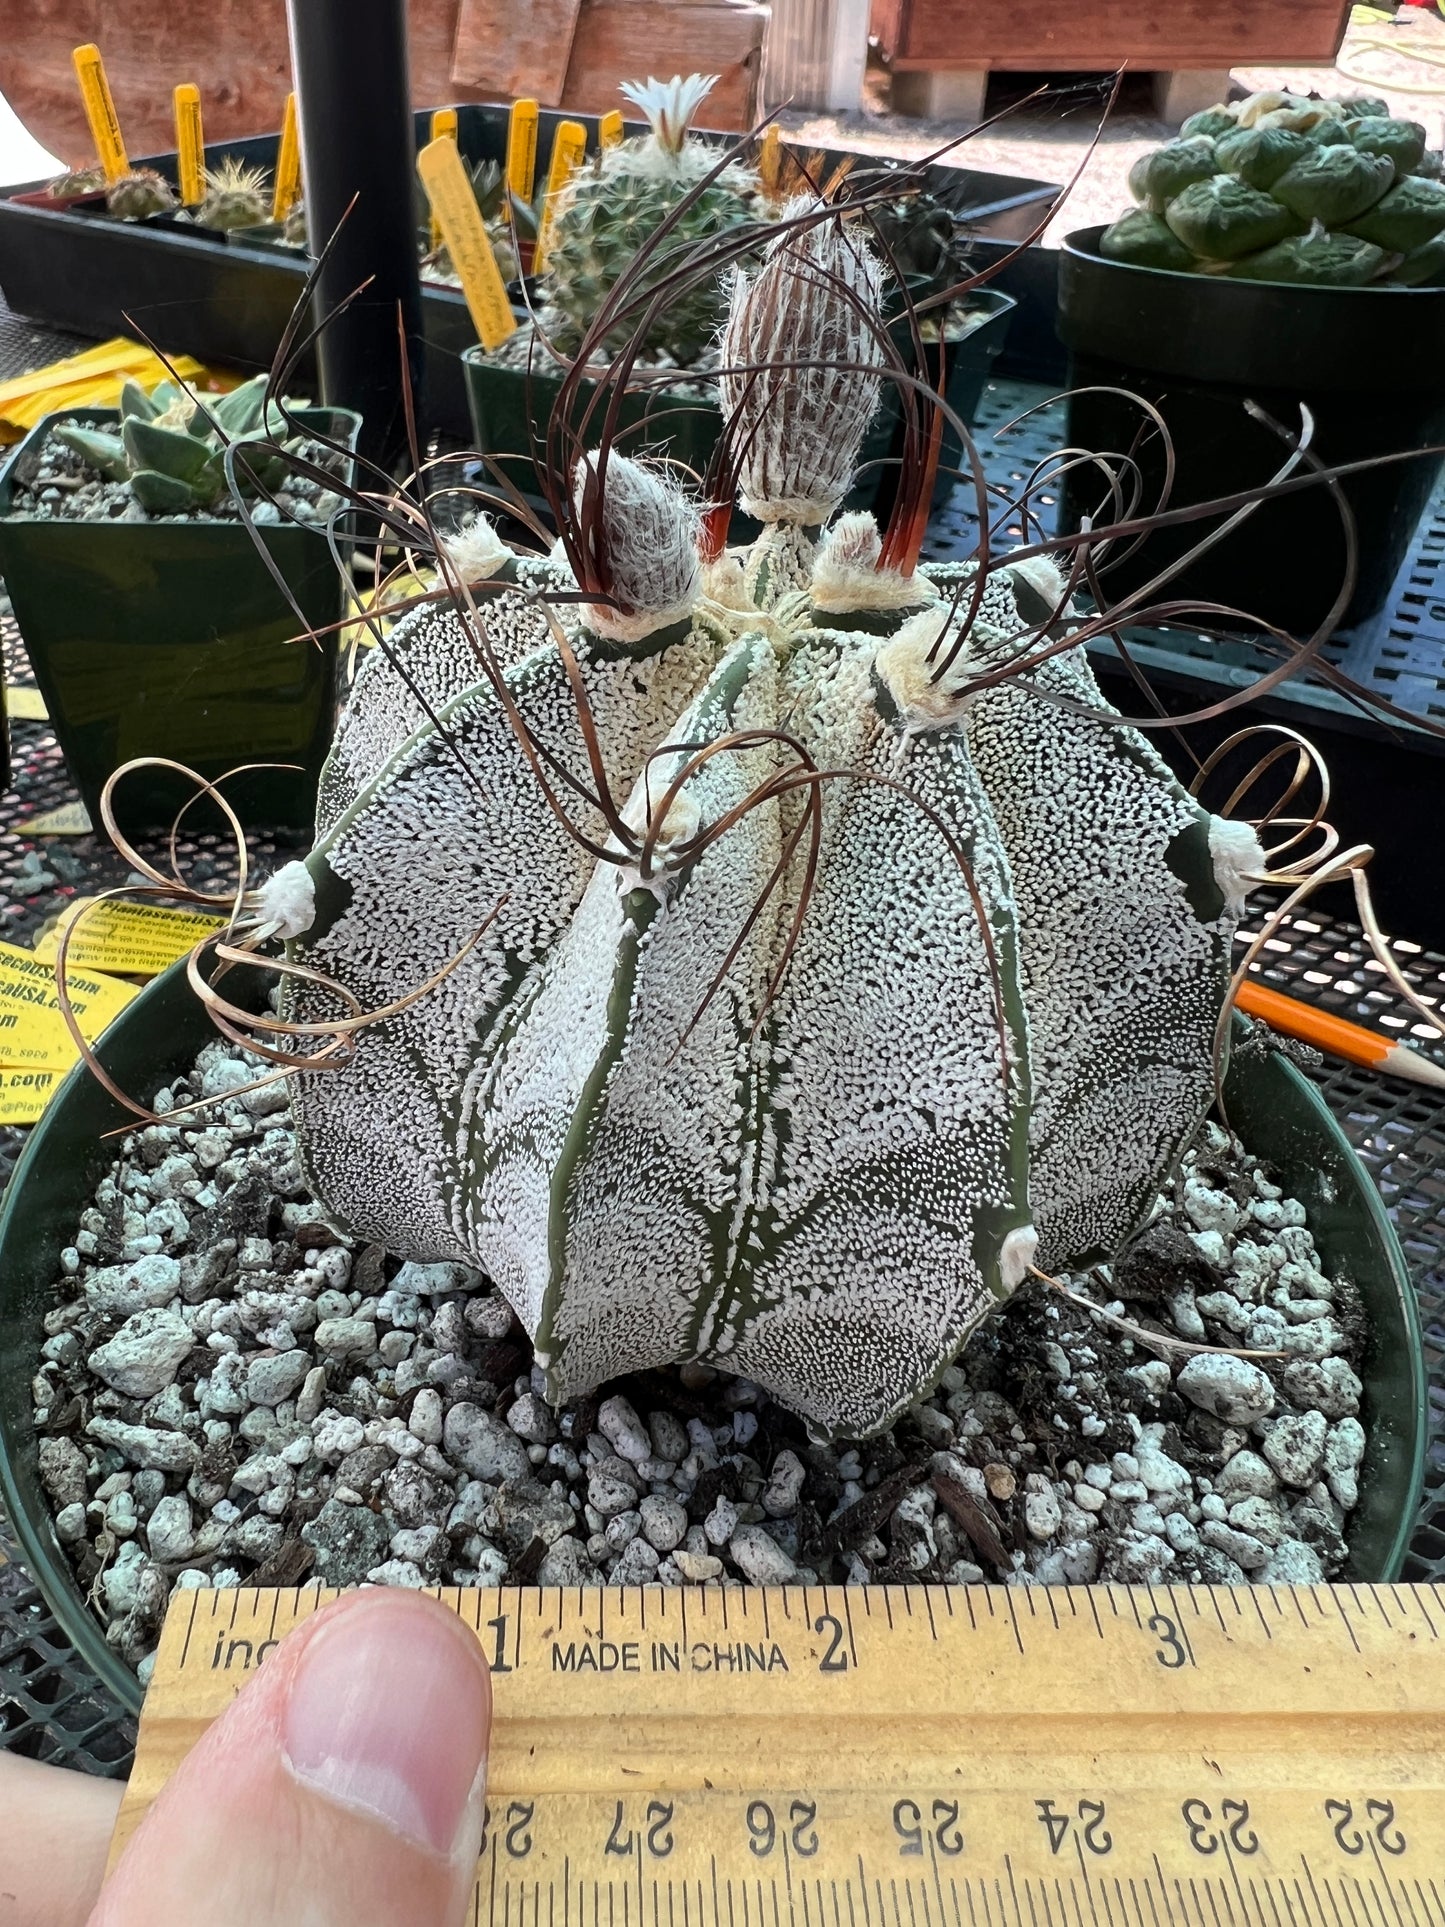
0, 106, 1062, 439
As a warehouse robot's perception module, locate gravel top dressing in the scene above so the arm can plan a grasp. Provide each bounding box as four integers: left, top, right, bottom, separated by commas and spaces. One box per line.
31, 1036, 1366, 1686
6, 425, 346, 528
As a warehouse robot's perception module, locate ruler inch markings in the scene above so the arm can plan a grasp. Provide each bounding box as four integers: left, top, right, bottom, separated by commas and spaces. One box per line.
110, 1583, 1445, 1914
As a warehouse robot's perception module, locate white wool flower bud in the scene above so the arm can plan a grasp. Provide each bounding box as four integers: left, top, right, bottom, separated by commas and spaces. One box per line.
437, 512, 510, 585
1208, 817, 1267, 919
256, 859, 316, 938
811, 511, 936, 615
718, 199, 887, 525
572, 451, 702, 644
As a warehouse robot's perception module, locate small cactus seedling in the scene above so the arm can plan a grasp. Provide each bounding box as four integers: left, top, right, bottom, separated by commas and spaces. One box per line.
47, 162, 106, 200
105, 167, 177, 220
195, 157, 273, 231
51, 373, 301, 514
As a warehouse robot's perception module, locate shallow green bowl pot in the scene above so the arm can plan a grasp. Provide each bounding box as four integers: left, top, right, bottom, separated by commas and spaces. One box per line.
0, 404, 361, 836
0, 970, 1428, 1717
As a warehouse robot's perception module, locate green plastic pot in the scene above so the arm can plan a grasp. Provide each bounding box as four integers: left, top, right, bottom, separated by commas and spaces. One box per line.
0, 964, 1427, 1714
0, 403, 360, 836
1055, 226, 1445, 633
461, 349, 898, 525
459, 291, 1014, 524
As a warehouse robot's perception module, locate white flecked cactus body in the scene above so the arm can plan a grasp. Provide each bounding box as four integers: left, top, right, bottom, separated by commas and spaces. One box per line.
283, 213, 1261, 1437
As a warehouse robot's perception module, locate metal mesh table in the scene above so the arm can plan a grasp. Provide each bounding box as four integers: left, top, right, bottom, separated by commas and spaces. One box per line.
1, 305, 1443, 1781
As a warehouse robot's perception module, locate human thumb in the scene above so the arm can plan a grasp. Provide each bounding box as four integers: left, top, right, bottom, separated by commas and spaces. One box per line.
94, 1587, 491, 1927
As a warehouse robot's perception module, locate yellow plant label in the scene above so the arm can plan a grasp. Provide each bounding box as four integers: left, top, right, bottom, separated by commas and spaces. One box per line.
533, 119, 587, 273
7, 686, 48, 722
13, 801, 92, 837
417, 138, 517, 351
599, 109, 624, 149
0, 1068, 65, 1125
759, 123, 782, 200
428, 108, 459, 248
71, 44, 128, 183
33, 899, 228, 978
507, 98, 540, 204
273, 92, 301, 219
0, 942, 137, 1071
174, 84, 205, 204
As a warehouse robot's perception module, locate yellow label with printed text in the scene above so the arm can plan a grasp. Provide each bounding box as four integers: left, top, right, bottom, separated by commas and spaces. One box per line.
0, 1069, 65, 1124
418, 138, 517, 351
174, 84, 205, 204
33, 899, 227, 978
0, 942, 137, 1071
72, 44, 128, 182
533, 119, 587, 273
599, 109, 624, 150
507, 98, 540, 203
429, 109, 459, 247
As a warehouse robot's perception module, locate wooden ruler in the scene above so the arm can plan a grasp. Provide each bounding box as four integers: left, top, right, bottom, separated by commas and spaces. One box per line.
112, 1583, 1445, 1926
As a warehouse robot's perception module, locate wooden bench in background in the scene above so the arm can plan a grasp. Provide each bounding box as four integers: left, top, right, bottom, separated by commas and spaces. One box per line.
869, 0, 1354, 121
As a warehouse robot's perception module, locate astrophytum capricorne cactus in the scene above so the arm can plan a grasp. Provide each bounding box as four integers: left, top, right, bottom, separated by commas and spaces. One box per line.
280, 205, 1264, 1438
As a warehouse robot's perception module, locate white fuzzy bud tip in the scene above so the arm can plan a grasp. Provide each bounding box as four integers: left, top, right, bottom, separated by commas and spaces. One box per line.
873, 605, 976, 733
1208, 817, 1267, 920
257, 860, 316, 939
999, 1225, 1039, 1293
438, 513, 510, 585
811, 512, 935, 615
573, 451, 701, 643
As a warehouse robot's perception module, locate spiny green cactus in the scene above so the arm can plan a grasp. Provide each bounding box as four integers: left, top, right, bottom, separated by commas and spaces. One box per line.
539, 73, 762, 362
195, 156, 272, 231
52, 374, 300, 514
105, 167, 177, 221
274, 204, 1265, 1437
1103, 89, 1445, 285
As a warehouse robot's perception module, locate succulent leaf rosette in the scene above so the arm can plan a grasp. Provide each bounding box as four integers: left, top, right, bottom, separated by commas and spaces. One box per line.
263, 198, 1268, 1441
52, 374, 311, 514
1102, 90, 1445, 286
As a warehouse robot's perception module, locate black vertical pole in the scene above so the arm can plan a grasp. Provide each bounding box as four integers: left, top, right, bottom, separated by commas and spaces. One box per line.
285, 0, 423, 474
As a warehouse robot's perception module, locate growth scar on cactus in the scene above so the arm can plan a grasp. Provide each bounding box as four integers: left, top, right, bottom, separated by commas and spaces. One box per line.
71, 110, 1445, 1441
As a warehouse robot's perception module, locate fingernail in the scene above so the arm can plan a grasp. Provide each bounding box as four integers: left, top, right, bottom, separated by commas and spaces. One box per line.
283, 1593, 491, 1858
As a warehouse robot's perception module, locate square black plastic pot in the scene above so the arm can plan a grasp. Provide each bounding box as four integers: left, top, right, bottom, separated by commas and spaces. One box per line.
0, 109, 1060, 440
1056, 227, 1445, 634
0, 404, 360, 836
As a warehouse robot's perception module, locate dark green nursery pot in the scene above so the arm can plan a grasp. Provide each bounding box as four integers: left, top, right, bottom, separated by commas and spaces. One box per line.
0, 403, 360, 836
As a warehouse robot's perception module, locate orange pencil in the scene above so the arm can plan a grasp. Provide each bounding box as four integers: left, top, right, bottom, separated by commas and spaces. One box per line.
1236, 977, 1445, 1090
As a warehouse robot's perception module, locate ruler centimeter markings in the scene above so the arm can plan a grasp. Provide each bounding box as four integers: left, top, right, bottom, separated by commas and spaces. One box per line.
113, 1584, 1445, 1927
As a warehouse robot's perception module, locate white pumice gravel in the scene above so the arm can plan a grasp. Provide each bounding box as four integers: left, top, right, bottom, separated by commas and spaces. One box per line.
31, 1045, 1372, 1675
